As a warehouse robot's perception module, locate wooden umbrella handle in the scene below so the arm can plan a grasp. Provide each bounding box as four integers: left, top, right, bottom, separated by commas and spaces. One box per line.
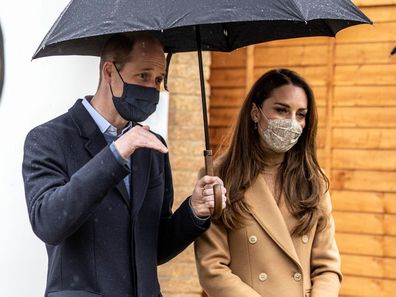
204, 150, 223, 219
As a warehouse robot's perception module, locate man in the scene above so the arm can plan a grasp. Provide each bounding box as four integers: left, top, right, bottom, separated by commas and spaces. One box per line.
22, 33, 226, 297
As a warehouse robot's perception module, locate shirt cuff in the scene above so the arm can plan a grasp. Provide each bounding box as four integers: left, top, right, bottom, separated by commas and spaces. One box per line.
189, 196, 210, 225
109, 142, 130, 170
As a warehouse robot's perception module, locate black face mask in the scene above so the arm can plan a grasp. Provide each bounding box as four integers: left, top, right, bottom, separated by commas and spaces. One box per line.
111, 65, 159, 122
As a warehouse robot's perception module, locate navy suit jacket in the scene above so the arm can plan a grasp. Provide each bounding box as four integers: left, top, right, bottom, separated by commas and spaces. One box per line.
22, 99, 210, 297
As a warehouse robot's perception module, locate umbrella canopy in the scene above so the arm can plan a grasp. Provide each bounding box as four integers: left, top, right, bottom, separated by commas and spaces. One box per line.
33, 0, 371, 59
32, 0, 371, 218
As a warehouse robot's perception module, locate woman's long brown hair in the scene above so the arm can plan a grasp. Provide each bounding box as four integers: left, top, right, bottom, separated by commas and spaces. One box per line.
217, 69, 329, 236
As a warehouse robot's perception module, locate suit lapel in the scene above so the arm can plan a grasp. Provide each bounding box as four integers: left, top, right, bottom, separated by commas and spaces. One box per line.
246, 174, 301, 267
68, 99, 130, 209
131, 148, 152, 216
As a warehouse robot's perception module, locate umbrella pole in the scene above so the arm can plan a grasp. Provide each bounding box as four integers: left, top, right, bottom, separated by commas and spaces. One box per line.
195, 26, 222, 219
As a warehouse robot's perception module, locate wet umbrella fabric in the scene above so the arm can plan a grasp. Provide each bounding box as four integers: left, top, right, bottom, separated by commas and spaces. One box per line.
33, 0, 371, 58
32, 0, 371, 218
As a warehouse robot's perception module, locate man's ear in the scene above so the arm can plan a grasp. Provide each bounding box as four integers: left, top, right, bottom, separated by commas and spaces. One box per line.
102, 61, 114, 84
250, 103, 259, 123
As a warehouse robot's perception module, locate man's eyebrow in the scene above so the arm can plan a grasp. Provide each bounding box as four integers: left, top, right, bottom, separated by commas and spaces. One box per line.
139, 68, 165, 76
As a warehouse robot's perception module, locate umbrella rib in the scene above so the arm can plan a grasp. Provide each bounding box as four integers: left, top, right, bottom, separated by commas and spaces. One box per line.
34, 0, 76, 55
288, 0, 307, 21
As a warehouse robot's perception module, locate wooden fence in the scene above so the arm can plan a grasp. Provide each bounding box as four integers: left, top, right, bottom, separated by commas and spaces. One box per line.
209, 2, 396, 296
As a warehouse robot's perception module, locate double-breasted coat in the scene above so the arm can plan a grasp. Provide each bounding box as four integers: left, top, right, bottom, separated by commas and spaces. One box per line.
195, 174, 341, 297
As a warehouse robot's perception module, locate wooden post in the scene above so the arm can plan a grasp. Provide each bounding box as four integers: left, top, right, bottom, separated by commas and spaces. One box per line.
324, 39, 335, 180
246, 45, 255, 94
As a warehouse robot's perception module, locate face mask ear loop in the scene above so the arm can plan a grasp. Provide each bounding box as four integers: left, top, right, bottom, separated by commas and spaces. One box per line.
164, 52, 172, 91
110, 62, 125, 98
258, 105, 270, 122
113, 63, 126, 83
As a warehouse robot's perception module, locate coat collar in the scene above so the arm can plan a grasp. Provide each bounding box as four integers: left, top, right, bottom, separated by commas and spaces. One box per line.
246, 174, 301, 267
68, 99, 131, 209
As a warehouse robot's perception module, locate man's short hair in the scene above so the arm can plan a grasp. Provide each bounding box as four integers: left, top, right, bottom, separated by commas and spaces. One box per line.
99, 32, 163, 82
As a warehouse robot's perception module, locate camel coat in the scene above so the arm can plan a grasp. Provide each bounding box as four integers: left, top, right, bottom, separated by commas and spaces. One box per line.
195, 174, 342, 297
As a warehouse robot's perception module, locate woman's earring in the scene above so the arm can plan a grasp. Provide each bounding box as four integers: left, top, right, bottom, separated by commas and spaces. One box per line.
254, 121, 258, 130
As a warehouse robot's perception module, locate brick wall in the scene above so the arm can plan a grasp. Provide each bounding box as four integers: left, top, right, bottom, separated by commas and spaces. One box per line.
158, 52, 211, 296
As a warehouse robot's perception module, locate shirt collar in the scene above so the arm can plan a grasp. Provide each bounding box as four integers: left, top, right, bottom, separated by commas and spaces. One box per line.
82, 97, 131, 137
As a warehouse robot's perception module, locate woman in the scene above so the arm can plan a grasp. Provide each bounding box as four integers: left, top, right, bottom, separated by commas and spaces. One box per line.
195, 69, 341, 297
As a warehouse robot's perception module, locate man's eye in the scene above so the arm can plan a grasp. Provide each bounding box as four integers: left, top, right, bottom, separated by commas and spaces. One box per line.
155, 77, 163, 84
139, 73, 148, 80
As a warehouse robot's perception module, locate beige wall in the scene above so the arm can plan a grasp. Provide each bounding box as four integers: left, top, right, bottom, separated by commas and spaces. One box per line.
158, 52, 210, 297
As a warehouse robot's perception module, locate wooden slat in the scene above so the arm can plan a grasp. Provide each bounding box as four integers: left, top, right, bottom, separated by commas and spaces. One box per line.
334, 86, 396, 107
335, 213, 396, 236
254, 66, 328, 86
317, 127, 326, 148
332, 169, 396, 192
340, 275, 396, 297
334, 211, 383, 234
317, 148, 326, 166
333, 128, 396, 149
333, 107, 396, 128
210, 107, 240, 127
361, 6, 396, 23
385, 193, 396, 213
385, 214, 396, 235
336, 22, 396, 44
312, 86, 327, 107
332, 190, 384, 213
246, 46, 255, 93
341, 254, 396, 279
355, 0, 396, 7
211, 49, 246, 69
332, 191, 396, 214
336, 233, 384, 256
384, 236, 396, 257
210, 68, 245, 88
335, 64, 396, 86
335, 42, 396, 65
254, 45, 328, 67
211, 87, 246, 107
332, 149, 396, 170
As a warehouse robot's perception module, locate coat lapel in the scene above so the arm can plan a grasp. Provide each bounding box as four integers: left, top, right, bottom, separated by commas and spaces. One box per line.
68, 99, 130, 209
246, 174, 301, 267
131, 148, 152, 216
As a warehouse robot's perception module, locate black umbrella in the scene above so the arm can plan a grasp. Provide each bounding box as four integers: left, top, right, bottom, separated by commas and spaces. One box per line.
32, 0, 371, 218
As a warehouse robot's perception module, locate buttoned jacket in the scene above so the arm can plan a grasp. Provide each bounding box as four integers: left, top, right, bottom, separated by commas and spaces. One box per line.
23, 99, 209, 297
195, 174, 341, 297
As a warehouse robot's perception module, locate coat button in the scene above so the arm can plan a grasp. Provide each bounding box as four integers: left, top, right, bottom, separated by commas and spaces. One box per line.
302, 235, 309, 244
293, 272, 302, 282
258, 273, 268, 281
248, 235, 257, 244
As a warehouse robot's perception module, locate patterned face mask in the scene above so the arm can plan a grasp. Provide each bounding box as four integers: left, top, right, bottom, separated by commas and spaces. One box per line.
258, 108, 303, 153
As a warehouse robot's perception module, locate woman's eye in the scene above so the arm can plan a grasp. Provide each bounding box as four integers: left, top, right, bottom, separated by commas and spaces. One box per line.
297, 112, 307, 119
275, 108, 287, 113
